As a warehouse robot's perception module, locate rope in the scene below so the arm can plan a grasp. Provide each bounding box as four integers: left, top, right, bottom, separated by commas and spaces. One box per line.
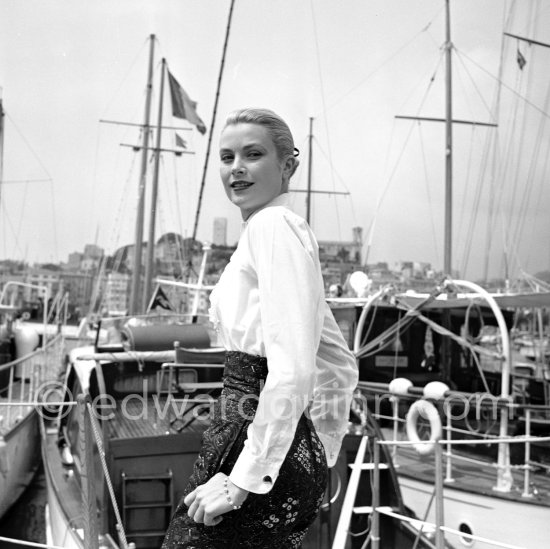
86, 401, 129, 549
417, 123, 440, 267
355, 286, 442, 359
399, 305, 503, 360
4, 112, 58, 258
309, 0, 343, 237
365, 52, 444, 261
326, 7, 443, 112
354, 287, 504, 397
0, 537, 65, 549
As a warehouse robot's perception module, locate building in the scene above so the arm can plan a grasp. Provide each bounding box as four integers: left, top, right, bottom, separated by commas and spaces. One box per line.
319, 226, 363, 264
318, 226, 364, 290
59, 271, 95, 321
83, 244, 104, 261
67, 252, 84, 271
103, 272, 131, 316
155, 233, 186, 276
366, 262, 401, 290
65, 244, 104, 272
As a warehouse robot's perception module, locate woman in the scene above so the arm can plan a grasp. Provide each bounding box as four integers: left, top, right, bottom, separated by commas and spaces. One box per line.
162, 108, 358, 548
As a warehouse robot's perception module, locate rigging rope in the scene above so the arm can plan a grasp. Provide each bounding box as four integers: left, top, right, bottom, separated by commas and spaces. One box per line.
3, 112, 58, 261
355, 287, 441, 359
86, 401, 130, 549
460, 35, 550, 279
510, 59, 550, 271
459, 50, 550, 122
417, 123, 440, 268
325, 8, 443, 112
365, 53, 444, 262
354, 285, 505, 394
451, 49, 493, 275
0, 194, 25, 258
309, 0, 344, 237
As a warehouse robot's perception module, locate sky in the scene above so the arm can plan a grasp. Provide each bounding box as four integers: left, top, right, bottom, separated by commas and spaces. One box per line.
1, 0, 549, 282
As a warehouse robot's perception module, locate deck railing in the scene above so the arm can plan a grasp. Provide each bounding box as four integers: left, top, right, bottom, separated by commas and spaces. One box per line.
0, 334, 65, 433
370, 436, 550, 549
356, 382, 550, 496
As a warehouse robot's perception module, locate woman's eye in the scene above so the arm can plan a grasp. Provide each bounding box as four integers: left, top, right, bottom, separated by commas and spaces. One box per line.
248, 150, 261, 158
220, 154, 233, 163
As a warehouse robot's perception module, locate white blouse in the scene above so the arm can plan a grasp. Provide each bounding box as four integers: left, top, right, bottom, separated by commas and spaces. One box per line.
209, 193, 358, 494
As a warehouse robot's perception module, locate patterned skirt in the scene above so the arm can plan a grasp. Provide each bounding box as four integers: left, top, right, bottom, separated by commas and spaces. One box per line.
161, 351, 328, 549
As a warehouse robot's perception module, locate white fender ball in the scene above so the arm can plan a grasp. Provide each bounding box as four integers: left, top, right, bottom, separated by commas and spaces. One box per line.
389, 377, 413, 396
423, 381, 450, 400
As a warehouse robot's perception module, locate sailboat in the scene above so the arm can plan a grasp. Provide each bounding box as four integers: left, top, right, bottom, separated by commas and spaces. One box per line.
37, 23, 442, 549
329, 1, 550, 548
37, 31, 228, 548
0, 95, 72, 521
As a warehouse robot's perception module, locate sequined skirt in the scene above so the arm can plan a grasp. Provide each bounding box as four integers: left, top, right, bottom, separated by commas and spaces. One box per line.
161, 351, 328, 549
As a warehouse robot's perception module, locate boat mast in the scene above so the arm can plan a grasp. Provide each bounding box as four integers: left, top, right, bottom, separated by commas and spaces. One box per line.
291, 117, 348, 226
129, 34, 155, 315
191, 0, 236, 242
143, 58, 167, 307
396, 1, 494, 278
444, 0, 453, 275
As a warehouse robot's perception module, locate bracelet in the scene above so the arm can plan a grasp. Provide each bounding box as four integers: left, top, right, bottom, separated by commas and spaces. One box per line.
223, 478, 242, 510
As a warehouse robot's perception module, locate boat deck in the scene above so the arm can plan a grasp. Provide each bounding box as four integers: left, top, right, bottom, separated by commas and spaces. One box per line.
381, 428, 550, 506
107, 396, 210, 439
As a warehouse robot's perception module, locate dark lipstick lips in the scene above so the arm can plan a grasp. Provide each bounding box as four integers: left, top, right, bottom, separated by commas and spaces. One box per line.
231, 180, 254, 189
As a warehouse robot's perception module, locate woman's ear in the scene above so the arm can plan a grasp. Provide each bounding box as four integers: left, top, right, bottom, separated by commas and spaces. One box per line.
283, 155, 299, 179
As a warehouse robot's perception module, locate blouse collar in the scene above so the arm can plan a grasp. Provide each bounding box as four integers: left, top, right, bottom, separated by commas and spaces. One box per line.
241, 193, 290, 228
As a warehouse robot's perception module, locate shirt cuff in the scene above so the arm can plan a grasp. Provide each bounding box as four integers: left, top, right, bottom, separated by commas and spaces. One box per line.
229, 444, 279, 494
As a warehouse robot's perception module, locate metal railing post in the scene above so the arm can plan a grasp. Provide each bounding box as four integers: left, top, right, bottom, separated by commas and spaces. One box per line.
372, 439, 381, 549
434, 441, 445, 549
391, 396, 399, 461
522, 409, 532, 498
444, 401, 454, 483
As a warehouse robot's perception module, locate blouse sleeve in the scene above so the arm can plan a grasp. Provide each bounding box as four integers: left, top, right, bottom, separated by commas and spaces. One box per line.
309, 304, 358, 466
228, 210, 324, 494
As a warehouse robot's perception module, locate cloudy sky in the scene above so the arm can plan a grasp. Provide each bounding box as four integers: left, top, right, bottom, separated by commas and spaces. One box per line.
1, 0, 549, 281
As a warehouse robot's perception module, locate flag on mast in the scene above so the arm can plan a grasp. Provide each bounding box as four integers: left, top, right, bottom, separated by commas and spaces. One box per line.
147, 285, 175, 312
167, 70, 207, 135
516, 48, 527, 70
175, 133, 188, 149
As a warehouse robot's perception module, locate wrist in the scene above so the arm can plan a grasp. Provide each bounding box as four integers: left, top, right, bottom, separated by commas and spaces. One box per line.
225, 477, 249, 507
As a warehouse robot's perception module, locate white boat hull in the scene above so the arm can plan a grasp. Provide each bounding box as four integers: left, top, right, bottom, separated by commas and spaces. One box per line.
42, 427, 85, 549
0, 410, 41, 518
399, 474, 548, 549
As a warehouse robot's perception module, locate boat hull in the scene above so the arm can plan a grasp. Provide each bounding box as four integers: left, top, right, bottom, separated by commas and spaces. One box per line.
0, 410, 42, 519
399, 473, 549, 549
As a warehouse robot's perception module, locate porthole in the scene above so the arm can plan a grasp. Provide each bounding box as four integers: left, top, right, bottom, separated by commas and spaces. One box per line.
458, 522, 474, 546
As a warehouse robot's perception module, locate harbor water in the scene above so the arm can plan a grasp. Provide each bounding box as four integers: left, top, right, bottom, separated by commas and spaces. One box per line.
0, 463, 47, 548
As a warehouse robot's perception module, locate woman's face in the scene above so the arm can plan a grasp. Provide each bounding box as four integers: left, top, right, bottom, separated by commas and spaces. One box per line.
219, 123, 289, 220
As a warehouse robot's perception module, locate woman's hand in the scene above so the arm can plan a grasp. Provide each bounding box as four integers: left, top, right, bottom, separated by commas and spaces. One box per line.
184, 472, 249, 526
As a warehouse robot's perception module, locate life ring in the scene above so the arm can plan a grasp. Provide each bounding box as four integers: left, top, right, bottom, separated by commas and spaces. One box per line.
21, 311, 31, 320
405, 399, 442, 455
